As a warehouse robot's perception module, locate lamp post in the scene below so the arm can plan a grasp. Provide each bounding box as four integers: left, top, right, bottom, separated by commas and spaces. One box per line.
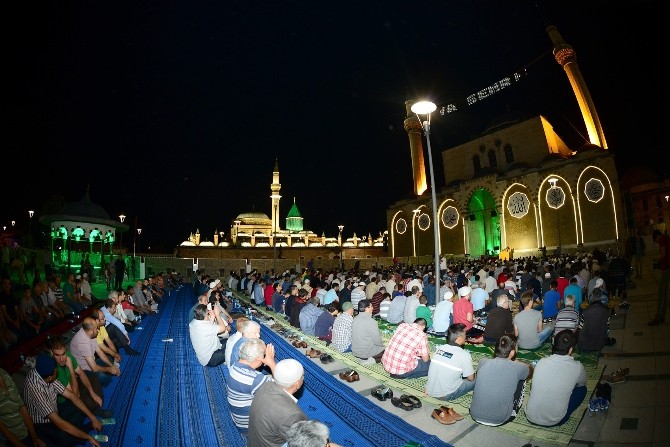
547, 177, 561, 255
411, 100, 441, 302
118, 214, 126, 252
28, 210, 34, 248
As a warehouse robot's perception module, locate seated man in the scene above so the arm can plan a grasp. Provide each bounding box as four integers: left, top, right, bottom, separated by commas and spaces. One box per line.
526, 329, 587, 426
351, 299, 385, 363
483, 294, 514, 345
331, 302, 354, 353
470, 335, 532, 426
381, 318, 431, 379
314, 303, 338, 344
102, 298, 140, 356
224, 317, 250, 367
552, 294, 580, 342
229, 320, 261, 367
23, 354, 103, 447
298, 296, 324, 336
227, 338, 276, 433
188, 303, 229, 367
69, 317, 121, 388
576, 288, 610, 352
415, 295, 433, 329
426, 323, 476, 401
0, 367, 45, 447
247, 359, 308, 447
431, 290, 454, 333
48, 335, 106, 422
514, 291, 553, 350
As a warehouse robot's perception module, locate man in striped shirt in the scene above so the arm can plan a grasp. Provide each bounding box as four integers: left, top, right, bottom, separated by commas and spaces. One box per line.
226, 338, 276, 433
552, 294, 579, 343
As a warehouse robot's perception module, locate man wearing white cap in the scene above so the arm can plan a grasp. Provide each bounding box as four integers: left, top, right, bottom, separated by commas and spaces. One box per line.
453, 286, 483, 340
247, 359, 307, 447
350, 281, 366, 310
432, 290, 455, 333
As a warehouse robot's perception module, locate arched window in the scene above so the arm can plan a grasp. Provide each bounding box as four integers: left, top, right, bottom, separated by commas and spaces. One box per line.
488, 149, 497, 168
472, 154, 481, 173
504, 143, 514, 164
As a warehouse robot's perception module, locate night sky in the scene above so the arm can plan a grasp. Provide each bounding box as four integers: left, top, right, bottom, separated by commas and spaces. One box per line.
6, 1, 664, 252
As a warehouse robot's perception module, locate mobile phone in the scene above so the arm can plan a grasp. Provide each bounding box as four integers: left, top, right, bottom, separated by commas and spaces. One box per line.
93, 434, 109, 442
101, 418, 116, 425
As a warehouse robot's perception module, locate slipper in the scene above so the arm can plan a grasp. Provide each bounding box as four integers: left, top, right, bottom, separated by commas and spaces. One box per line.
306, 348, 322, 358
292, 340, 308, 348
371, 386, 393, 401
391, 396, 413, 411
402, 394, 422, 409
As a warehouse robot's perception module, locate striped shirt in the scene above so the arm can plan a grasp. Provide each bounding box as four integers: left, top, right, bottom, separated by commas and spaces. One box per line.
23, 369, 65, 424
0, 368, 28, 440
226, 362, 273, 432
552, 306, 580, 338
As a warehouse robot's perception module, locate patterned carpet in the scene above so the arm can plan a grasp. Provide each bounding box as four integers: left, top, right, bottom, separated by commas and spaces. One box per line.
100, 285, 451, 447
252, 301, 604, 447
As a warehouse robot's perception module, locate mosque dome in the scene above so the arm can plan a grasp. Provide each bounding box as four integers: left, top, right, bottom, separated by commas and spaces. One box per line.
235, 212, 272, 225
57, 190, 112, 220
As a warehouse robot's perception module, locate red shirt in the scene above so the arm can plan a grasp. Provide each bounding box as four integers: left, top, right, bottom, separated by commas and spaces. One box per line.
453, 297, 474, 331
381, 323, 429, 375
264, 285, 274, 306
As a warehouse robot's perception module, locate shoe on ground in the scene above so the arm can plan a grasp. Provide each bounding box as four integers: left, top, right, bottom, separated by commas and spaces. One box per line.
431, 408, 457, 424
125, 346, 140, 356
603, 372, 625, 384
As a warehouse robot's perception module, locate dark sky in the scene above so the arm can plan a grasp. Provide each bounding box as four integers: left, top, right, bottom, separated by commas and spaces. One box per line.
6, 1, 664, 252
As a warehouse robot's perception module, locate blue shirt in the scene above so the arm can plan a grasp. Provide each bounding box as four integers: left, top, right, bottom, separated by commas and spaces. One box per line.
227, 362, 273, 432
102, 306, 127, 336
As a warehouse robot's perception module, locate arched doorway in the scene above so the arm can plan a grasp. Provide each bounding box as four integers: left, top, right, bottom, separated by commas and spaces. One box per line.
466, 189, 500, 258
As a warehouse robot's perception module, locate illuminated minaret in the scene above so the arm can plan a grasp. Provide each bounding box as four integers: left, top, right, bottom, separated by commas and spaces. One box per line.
547, 26, 608, 149
403, 100, 428, 196
270, 158, 282, 236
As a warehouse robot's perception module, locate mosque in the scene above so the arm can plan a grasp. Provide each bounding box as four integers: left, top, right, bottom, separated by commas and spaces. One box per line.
388, 26, 627, 261
180, 159, 383, 250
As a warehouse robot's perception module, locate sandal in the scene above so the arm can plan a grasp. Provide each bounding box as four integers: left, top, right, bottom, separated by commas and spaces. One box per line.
306, 348, 322, 358
391, 396, 414, 411
371, 386, 393, 401
292, 340, 308, 348
402, 394, 422, 409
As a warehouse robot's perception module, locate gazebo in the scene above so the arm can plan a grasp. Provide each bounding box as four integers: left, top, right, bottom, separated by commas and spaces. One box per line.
38, 189, 128, 278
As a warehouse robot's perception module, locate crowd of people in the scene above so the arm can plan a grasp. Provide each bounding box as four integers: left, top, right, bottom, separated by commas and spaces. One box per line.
0, 268, 180, 446
185, 235, 668, 444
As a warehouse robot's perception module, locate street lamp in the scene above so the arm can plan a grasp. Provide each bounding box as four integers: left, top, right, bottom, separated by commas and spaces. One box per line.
411, 100, 441, 303
547, 177, 561, 255
118, 214, 126, 252
28, 210, 34, 247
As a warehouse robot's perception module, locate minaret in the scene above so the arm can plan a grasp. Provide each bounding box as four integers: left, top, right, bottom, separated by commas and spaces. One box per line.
547, 26, 608, 149
270, 158, 282, 236
403, 100, 428, 196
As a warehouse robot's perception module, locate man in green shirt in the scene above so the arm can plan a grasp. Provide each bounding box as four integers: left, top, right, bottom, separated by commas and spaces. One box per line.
48, 335, 106, 418
0, 367, 45, 447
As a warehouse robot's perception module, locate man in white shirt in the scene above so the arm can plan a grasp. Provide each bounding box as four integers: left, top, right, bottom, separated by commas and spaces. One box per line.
189, 304, 229, 367
403, 286, 421, 324
426, 323, 476, 401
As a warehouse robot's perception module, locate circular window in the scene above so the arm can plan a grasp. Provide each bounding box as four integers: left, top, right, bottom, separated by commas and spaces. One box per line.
418, 213, 431, 231
441, 206, 459, 229
395, 218, 407, 234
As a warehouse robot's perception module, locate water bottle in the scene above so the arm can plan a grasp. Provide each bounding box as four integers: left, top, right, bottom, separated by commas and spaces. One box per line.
19, 352, 25, 364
